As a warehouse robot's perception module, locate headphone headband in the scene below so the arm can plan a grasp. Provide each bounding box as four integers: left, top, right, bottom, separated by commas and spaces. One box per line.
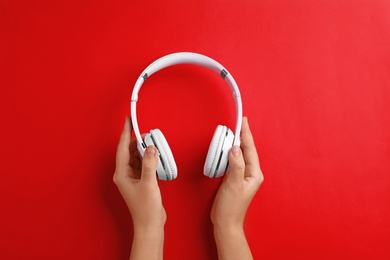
131, 52, 243, 156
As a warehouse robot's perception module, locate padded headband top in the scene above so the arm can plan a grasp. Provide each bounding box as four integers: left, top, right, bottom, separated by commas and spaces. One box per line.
130, 52, 243, 155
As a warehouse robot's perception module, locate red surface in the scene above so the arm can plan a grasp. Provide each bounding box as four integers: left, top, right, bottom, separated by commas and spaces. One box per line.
1, 0, 390, 259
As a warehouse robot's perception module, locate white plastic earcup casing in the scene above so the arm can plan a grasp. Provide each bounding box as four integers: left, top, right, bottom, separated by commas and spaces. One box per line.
144, 129, 178, 181
203, 125, 234, 178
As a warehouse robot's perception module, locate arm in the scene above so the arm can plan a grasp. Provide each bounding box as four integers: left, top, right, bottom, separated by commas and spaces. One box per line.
114, 117, 166, 260
211, 117, 264, 260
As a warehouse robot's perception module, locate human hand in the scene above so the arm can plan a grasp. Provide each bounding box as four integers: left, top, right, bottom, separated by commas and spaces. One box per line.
211, 117, 264, 229
113, 117, 166, 230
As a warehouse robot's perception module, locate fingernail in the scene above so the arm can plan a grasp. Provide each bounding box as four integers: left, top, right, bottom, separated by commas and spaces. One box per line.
145, 146, 157, 157
231, 145, 241, 156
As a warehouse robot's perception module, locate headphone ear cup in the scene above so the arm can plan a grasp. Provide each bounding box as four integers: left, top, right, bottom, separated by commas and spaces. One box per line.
144, 129, 177, 181
203, 125, 234, 178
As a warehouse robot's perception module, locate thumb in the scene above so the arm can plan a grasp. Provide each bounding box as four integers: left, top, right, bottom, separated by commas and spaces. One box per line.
141, 145, 159, 183
226, 145, 245, 182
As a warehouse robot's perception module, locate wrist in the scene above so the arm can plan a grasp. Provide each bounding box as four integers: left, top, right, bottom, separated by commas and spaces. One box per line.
131, 224, 164, 260
134, 223, 165, 236
213, 222, 244, 233
133, 225, 164, 248
213, 223, 253, 260
212, 217, 244, 231
213, 224, 247, 249
213, 221, 245, 243
132, 211, 166, 232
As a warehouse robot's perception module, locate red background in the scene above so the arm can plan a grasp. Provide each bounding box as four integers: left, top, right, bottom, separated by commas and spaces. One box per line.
1, 0, 390, 259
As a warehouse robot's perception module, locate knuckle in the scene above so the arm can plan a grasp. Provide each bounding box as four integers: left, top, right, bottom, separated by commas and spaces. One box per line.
256, 172, 264, 185
231, 157, 245, 170
233, 161, 245, 172
112, 172, 119, 185
142, 162, 156, 173
143, 156, 158, 169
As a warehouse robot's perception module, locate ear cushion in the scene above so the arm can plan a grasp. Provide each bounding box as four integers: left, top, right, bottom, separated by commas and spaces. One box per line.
203, 125, 234, 178
144, 129, 177, 181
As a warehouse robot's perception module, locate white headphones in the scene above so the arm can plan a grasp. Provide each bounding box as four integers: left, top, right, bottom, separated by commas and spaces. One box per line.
131, 52, 243, 181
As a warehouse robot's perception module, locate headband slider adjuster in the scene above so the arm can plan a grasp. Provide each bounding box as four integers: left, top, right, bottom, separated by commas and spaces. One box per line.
220, 69, 228, 79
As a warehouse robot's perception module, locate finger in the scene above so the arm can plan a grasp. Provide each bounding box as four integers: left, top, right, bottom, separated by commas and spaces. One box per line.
129, 139, 140, 166
129, 132, 146, 176
115, 116, 132, 175
129, 137, 138, 155
141, 145, 159, 183
129, 133, 147, 155
226, 145, 245, 183
129, 151, 142, 169
240, 117, 262, 178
